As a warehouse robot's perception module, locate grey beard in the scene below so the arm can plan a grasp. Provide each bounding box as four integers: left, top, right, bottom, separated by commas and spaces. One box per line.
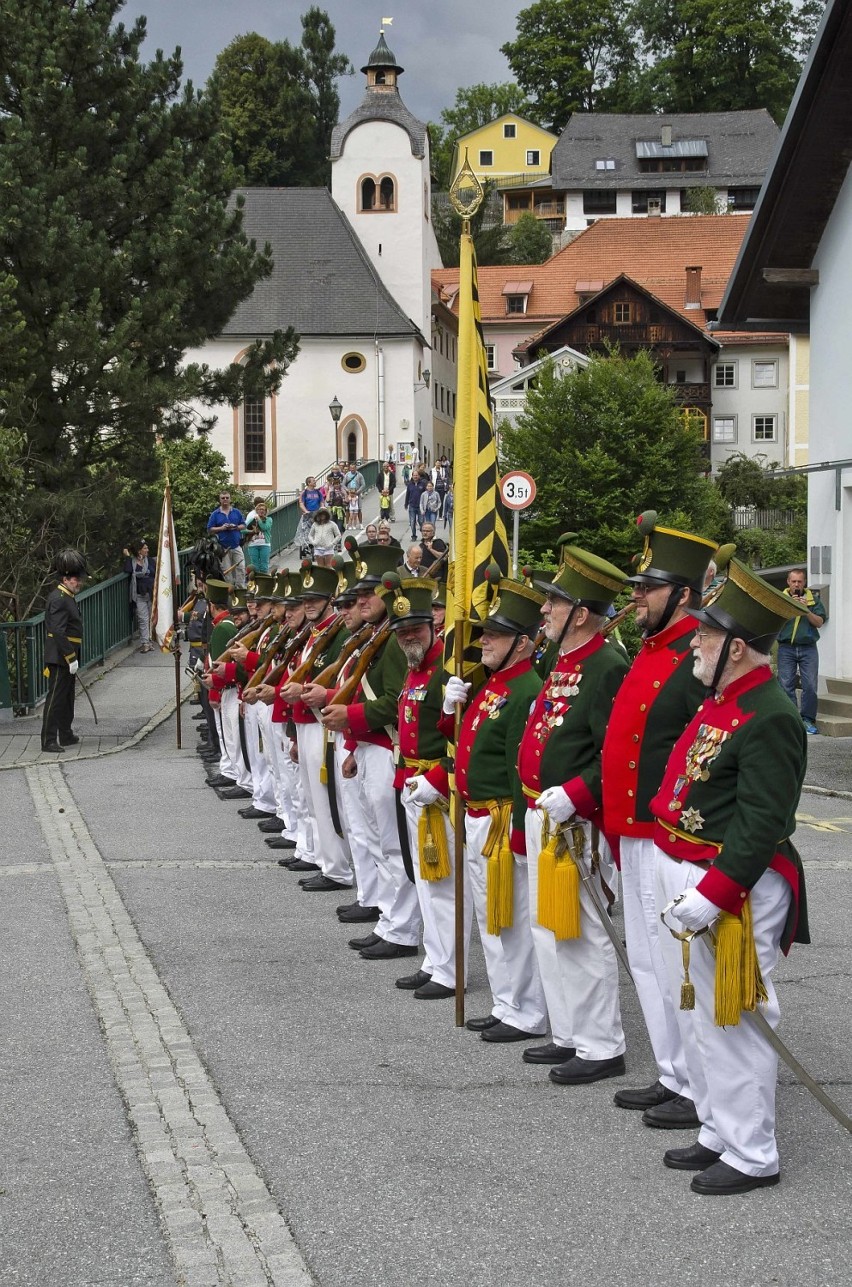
400, 639, 427, 669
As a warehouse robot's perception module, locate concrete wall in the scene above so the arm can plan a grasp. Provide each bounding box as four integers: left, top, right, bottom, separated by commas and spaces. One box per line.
709, 342, 790, 469
807, 162, 852, 679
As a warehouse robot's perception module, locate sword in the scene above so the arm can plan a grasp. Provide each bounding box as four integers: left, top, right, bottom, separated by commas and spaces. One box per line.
74, 670, 99, 725
660, 899, 852, 1136
558, 821, 633, 980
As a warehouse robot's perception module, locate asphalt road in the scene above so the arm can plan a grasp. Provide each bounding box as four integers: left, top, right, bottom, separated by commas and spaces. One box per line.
1, 720, 850, 1287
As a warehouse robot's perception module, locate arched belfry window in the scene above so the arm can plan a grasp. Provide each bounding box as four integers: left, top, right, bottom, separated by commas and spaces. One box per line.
379, 176, 395, 210
361, 177, 376, 211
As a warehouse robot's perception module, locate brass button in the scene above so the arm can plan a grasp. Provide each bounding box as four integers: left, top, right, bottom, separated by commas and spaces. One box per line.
627, 789, 634, 798
639, 703, 647, 712
632, 734, 639, 743
732, 719, 739, 727
653, 680, 661, 689
626, 816, 633, 824
628, 760, 636, 769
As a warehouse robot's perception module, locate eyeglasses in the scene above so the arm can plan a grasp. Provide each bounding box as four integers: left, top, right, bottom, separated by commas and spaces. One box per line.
631, 579, 666, 594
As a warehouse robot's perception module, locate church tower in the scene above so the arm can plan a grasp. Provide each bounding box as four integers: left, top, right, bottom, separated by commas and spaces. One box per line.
330, 31, 442, 340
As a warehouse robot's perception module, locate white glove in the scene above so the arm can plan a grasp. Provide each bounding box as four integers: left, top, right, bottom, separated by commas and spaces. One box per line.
407, 775, 442, 807
670, 888, 719, 931
442, 676, 471, 714
68, 660, 79, 676
535, 786, 576, 824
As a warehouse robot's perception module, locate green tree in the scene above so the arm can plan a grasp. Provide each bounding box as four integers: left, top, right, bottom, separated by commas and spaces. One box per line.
632, 0, 815, 121
509, 212, 554, 264
432, 185, 512, 267
212, 10, 352, 187
499, 351, 726, 566
429, 82, 537, 187
683, 185, 728, 215
502, 0, 639, 130
711, 452, 806, 568
0, 0, 299, 614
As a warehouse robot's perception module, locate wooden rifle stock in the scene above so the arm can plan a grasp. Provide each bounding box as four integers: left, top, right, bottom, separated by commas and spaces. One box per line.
217, 619, 266, 662
312, 622, 372, 689
601, 601, 637, 637
287, 615, 347, 684
243, 623, 288, 689
332, 618, 393, 706
261, 623, 313, 690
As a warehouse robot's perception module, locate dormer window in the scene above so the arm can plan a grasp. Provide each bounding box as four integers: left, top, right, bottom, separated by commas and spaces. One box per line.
503, 280, 533, 315
595, 159, 616, 170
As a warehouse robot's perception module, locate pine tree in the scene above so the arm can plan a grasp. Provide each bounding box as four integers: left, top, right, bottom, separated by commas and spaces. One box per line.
0, 0, 299, 609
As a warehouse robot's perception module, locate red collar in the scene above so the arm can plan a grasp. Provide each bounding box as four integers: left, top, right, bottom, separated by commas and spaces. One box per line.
712, 664, 772, 706
643, 613, 697, 652
491, 657, 533, 683
554, 632, 605, 668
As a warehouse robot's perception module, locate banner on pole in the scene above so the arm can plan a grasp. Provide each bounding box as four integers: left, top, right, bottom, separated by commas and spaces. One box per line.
151, 484, 180, 652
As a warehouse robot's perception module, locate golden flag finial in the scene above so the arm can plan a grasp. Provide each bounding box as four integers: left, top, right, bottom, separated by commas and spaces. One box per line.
449, 149, 484, 224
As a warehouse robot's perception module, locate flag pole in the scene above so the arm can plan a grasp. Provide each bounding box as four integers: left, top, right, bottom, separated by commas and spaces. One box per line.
169, 477, 182, 750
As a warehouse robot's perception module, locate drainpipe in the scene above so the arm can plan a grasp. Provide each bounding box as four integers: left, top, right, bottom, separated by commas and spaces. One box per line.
376, 341, 385, 462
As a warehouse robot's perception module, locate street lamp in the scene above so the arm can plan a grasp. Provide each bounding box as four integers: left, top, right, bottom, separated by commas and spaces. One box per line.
414, 368, 431, 391
329, 395, 342, 462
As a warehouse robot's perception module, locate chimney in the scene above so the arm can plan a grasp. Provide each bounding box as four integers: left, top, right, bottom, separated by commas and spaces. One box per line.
685, 265, 702, 309
661, 124, 673, 148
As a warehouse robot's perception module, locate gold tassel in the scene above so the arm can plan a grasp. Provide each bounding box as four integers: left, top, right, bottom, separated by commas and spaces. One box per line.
319, 759, 328, 785
680, 938, 695, 1010
485, 803, 514, 935
419, 804, 451, 881
550, 852, 581, 940
537, 832, 559, 929
714, 894, 767, 1026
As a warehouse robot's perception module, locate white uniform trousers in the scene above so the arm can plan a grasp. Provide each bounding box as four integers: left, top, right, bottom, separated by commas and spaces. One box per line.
219, 688, 252, 790
242, 700, 278, 814
353, 742, 421, 946
525, 809, 625, 1058
466, 812, 547, 1034
257, 707, 296, 836
295, 721, 352, 884
656, 850, 790, 1177
212, 697, 238, 782
282, 745, 315, 858
402, 791, 471, 989
334, 734, 379, 908
621, 835, 690, 1096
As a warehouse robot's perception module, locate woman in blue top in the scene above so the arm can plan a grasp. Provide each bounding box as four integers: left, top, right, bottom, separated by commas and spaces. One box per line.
296, 476, 326, 555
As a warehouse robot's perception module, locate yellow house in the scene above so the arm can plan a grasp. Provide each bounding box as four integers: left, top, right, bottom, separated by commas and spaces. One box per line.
449, 114, 557, 185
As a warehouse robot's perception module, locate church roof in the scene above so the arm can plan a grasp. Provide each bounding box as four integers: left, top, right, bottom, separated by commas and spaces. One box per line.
331, 91, 428, 160
222, 188, 419, 339
361, 31, 403, 75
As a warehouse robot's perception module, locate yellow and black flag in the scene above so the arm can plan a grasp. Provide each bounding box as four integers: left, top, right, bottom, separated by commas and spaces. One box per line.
444, 231, 510, 678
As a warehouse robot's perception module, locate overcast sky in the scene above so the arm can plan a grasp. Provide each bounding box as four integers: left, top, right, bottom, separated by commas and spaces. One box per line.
119, 1, 523, 124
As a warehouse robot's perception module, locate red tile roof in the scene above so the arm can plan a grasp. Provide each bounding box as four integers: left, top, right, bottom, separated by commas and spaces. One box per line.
432, 214, 786, 342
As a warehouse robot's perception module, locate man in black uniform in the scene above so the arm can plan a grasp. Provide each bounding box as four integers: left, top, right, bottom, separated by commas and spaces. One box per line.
41, 549, 87, 753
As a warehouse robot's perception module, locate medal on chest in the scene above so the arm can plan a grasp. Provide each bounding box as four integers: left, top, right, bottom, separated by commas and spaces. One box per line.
533, 671, 582, 742
670, 722, 731, 816
471, 689, 507, 732
402, 683, 428, 724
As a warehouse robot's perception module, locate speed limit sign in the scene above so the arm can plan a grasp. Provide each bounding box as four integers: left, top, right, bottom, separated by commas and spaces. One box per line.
500, 470, 537, 510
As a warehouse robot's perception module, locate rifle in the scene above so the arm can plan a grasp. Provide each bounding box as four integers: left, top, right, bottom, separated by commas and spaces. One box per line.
261, 623, 314, 690
313, 621, 373, 689
217, 618, 267, 662
243, 622, 289, 689
286, 615, 347, 685
331, 618, 393, 706
601, 601, 637, 637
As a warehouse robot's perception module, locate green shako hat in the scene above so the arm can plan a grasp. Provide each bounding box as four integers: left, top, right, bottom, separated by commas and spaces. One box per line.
332, 555, 358, 604
628, 510, 718, 593
271, 569, 299, 605
378, 572, 437, 629
205, 578, 231, 607
693, 555, 808, 652
344, 534, 403, 590
480, 562, 546, 635
431, 581, 447, 608
246, 572, 277, 601
298, 559, 340, 600
229, 588, 250, 612
535, 534, 627, 612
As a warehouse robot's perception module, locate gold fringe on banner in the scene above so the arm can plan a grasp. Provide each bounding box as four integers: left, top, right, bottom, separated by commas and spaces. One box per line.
714, 895, 768, 1026
419, 803, 451, 881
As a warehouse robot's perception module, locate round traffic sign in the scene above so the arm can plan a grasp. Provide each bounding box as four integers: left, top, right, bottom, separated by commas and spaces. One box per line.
500, 470, 537, 510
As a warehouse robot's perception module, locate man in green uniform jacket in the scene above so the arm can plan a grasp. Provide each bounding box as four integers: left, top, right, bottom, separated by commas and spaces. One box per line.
652, 558, 809, 1195
41, 549, 87, 753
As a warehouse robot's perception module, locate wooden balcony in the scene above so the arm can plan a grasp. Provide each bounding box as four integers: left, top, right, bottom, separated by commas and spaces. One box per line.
504, 201, 566, 227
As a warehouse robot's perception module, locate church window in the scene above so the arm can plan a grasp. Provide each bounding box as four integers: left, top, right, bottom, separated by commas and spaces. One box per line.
243, 396, 266, 474
341, 352, 366, 374
379, 176, 395, 209
361, 177, 376, 211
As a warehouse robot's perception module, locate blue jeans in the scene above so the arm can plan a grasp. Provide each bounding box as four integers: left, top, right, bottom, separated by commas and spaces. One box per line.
408, 505, 420, 537
777, 643, 819, 721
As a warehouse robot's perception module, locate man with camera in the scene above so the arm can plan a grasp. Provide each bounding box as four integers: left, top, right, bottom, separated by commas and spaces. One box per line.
206, 490, 247, 589
776, 569, 827, 735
